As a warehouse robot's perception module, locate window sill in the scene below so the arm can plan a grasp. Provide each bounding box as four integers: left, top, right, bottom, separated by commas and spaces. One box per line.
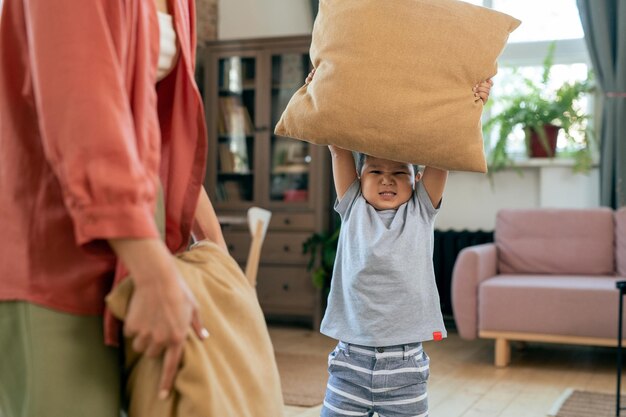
490, 157, 599, 170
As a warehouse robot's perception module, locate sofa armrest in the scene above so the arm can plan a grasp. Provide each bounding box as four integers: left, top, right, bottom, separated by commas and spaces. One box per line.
451, 243, 497, 340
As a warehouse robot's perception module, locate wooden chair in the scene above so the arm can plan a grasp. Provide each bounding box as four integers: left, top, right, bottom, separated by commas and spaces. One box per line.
244, 207, 272, 287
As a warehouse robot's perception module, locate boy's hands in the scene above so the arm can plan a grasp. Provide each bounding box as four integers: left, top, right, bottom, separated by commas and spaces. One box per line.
474, 78, 493, 104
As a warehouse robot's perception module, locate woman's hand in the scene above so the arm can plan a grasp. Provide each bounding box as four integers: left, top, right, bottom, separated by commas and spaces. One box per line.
474, 78, 493, 104
108, 238, 209, 400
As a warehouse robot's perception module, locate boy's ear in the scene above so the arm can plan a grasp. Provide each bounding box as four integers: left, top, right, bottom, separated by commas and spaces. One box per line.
415, 172, 422, 183
356, 169, 361, 179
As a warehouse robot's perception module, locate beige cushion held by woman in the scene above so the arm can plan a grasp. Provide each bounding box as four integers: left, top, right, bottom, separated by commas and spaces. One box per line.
106, 241, 284, 417
274, 0, 521, 173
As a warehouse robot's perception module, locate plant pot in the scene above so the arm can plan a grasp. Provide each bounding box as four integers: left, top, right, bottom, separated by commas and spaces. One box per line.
527, 124, 559, 158
283, 189, 308, 202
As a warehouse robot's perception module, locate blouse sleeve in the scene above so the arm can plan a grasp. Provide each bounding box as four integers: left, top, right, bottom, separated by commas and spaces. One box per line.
23, 0, 160, 250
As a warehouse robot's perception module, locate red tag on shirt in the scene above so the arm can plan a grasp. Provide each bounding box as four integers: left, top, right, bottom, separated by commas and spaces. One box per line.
433, 331, 443, 341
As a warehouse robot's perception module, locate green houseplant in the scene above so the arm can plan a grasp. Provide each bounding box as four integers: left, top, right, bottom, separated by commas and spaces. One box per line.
302, 227, 339, 293
483, 43, 595, 173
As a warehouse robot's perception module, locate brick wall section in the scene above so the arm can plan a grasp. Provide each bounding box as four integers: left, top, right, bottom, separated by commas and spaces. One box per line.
196, 0, 217, 45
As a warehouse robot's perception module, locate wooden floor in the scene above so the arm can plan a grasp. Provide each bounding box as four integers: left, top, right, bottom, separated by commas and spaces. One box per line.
270, 325, 617, 417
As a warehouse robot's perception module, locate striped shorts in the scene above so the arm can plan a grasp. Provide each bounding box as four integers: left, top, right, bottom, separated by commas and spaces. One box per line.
321, 341, 429, 417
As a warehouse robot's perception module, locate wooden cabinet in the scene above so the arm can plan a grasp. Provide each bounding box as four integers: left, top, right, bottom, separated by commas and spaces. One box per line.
199, 36, 331, 328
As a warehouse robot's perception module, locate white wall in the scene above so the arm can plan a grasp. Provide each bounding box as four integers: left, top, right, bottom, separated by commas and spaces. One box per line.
435, 163, 600, 231
219, 0, 312, 40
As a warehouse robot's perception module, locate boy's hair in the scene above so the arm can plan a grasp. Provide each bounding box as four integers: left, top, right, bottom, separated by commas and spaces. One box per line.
356, 152, 368, 175
356, 152, 419, 176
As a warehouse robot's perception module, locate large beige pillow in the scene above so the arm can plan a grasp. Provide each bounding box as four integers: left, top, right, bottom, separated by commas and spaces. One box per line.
275, 0, 520, 173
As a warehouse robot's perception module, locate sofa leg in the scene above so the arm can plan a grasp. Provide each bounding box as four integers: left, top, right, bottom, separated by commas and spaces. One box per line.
494, 338, 511, 367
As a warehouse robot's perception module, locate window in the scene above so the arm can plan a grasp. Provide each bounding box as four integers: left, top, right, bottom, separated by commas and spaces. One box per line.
463, 0, 591, 158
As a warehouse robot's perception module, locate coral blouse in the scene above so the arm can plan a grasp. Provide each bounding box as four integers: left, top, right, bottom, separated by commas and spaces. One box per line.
0, 0, 207, 344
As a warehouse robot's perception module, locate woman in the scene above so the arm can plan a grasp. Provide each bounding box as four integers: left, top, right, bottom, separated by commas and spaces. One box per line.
0, 1, 224, 416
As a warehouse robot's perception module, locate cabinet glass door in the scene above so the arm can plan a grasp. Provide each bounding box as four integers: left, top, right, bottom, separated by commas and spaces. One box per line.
269, 53, 312, 204
215, 56, 256, 203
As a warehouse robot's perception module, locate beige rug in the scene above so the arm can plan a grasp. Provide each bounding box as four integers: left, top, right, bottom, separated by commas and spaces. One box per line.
548, 388, 626, 417
275, 352, 329, 407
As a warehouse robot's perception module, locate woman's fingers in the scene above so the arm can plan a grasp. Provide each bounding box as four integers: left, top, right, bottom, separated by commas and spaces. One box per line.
158, 343, 184, 400
144, 338, 167, 358
131, 333, 150, 353
191, 309, 209, 340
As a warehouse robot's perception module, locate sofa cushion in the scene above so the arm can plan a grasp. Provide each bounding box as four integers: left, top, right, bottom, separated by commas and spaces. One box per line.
274, 0, 520, 173
495, 209, 614, 275
479, 275, 624, 339
617, 208, 626, 277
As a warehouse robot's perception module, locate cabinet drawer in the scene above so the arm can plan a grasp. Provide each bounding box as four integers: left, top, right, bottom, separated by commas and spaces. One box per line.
270, 213, 315, 231
224, 231, 311, 264
223, 231, 251, 263
261, 232, 311, 264
256, 266, 317, 313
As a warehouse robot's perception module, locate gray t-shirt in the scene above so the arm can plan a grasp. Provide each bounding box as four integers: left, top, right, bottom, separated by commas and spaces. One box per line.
320, 180, 447, 346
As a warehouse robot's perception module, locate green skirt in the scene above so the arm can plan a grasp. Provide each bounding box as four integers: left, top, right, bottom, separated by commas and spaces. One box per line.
0, 301, 120, 417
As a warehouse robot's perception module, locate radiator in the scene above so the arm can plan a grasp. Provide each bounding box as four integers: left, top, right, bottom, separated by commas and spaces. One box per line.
433, 230, 494, 318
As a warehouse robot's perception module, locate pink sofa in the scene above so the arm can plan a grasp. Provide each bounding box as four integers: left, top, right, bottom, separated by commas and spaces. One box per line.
452, 208, 626, 367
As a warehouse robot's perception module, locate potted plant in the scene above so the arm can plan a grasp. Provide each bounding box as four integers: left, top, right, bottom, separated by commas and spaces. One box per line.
302, 227, 339, 294
483, 43, 595, 174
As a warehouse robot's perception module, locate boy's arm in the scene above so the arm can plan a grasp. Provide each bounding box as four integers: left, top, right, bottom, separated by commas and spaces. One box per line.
328, 145, 358, 200
421, 167, 448, 209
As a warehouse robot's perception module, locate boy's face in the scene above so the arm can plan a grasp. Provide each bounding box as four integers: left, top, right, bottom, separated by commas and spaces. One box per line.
359, 156, 417, 211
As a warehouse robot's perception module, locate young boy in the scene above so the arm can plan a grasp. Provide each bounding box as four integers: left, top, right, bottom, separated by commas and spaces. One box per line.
307, 69, 492, 416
